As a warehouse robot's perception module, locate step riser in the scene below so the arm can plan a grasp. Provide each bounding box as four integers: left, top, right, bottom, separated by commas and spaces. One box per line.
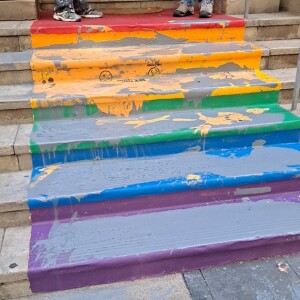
0, 70, 32, 85
31, 27, 245, 49
30, 179, 300, 223
30, 128, 300, 168
245, 25, 300, 42
31, 53, 261, 84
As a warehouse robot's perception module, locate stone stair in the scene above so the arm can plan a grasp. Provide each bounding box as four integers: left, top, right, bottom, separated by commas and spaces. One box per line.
0, 6, 300, 300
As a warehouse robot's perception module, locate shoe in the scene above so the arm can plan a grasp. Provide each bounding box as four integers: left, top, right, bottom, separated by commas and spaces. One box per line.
173, 3, 194, 17
53, 6, 81, 22
199, 0, 213, 18
80, 8, 103, 18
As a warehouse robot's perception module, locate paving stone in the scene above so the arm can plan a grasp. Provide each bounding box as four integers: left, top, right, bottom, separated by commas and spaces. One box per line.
1, 280, 31, 299
260, 57, 268, 70
281, 0, 300, 13
226, 0, 280, 15
0, 21, 20, 36
0, 70, 33, 85
287, 255, 300, 278
19, 273, 191, 300
0, 36, 19, 52
244, 27, 258, 42
0, 210, 31, 228
0, 51, 32, 72
264, 67, 296, 89
257, 25, 300, 41
241, 12, 300, 27
268, 54, 298, 70
201, 258, 300, 300
0, 170, 30, 213
0, 226, 30, 283
0, 109, 33, 126
183, 270, 213, 300
19, 36, 32, 51
15, 124, 32, 155
279, 89, 300, 105
0, 155, 19, 172
18, 154, 32, 170
255, 39, 300, 55
0, 124, 18, 156
0, 0, 37, 21
18, 21, 34, 35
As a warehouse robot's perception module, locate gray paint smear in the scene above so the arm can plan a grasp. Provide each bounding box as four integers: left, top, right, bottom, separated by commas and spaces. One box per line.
29, 145, 300, 199
31, 200, 300, 268
234, 187, 272, 196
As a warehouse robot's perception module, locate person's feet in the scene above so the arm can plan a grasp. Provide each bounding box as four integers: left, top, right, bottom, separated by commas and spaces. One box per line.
53, 6, 81, 22
80, 8, 103, 18
199, 0, 213, 18
173, 3, 195, 17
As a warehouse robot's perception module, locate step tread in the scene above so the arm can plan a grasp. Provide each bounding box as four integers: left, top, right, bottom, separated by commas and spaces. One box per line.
255, 39, 300, 56
28, 142, 300, 209
30, 105, 300, 153
27, 198, 300, 292
235, 12, 300, 27
31, 12, 245, 35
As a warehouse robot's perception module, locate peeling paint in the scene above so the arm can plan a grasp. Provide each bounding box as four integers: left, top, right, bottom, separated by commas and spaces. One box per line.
125, 115, 170, 128
192, 111, 252, 136
186, 174, 201, 180
246, 108, 270, 115
30, 165, 61, 188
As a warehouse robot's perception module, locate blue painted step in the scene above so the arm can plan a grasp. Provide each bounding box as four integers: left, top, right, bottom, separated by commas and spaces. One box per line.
28, 142, 300, 210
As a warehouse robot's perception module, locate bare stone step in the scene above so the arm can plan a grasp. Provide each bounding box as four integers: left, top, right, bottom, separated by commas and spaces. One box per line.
242, 12, 300, 41
0, 0, 37, 21
0, 170, 31, 227
256, 39, 300, 69
0, 20, 32, 53
0, 124, 32, 172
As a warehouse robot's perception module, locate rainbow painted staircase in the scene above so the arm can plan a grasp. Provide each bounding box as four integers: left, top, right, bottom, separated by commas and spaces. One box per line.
25, 11, 300, 293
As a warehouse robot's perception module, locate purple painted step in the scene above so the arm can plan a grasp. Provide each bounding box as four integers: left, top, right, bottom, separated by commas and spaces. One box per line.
28, 199, 300, 293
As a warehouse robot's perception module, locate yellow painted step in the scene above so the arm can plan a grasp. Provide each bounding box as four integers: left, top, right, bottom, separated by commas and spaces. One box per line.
30, 42, 262, 84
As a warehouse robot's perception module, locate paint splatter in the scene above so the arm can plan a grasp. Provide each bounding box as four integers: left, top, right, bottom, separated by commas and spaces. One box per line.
186, 174, 201, 181
173, 118, 196, 122
125, 115, 170, 128
246, 108, 269, 115
192, 111, 252, 136
30, 165, 61, 188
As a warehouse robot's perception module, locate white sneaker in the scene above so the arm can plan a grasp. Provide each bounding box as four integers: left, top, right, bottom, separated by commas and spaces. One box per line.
53, 6, 81, 22
173, 3, 195, 17
199, 0, 213, 18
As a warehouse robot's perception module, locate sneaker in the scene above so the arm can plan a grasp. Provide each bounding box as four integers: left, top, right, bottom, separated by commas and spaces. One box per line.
199, 0, 213, 18
53, 6, 81, 22
173, 3, 194, 17
80, 8, 103, 18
